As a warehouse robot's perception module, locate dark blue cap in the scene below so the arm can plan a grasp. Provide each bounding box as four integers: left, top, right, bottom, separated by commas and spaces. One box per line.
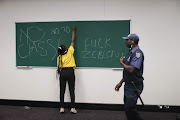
122, 34, 139, 42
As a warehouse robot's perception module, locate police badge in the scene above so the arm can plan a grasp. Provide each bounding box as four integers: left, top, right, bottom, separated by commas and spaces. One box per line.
136, 52, 141, 58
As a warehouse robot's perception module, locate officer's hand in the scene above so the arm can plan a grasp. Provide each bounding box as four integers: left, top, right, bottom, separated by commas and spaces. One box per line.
115, 83, 122, 91
120, 57, 124, 65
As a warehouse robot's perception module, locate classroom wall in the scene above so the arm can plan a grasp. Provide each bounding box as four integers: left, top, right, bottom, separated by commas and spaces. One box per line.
0, 0, 180, 106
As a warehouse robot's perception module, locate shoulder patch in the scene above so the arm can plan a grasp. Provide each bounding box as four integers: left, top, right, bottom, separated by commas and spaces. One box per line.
136, 52, 141, 58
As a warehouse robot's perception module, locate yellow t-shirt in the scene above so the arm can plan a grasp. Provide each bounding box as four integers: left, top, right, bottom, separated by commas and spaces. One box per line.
57, 46, 76, 69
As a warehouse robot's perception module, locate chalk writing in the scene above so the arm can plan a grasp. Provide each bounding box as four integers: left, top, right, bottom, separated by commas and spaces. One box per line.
84, 37, 111, 51
47, 39, 57, 60
51, 26, 70, 35
51, 28, 60, 34
61, 26, 70, 33
83, 50, 120, 59
82, 37, 120, 59
18, 26, 59, 60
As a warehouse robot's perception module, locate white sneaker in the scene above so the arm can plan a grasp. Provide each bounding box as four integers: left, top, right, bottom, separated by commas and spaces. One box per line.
60, 107, 64, 113
70, 108, 77, 114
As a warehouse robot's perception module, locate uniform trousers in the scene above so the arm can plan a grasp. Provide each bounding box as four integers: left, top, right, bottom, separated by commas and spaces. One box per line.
124, 82, 143, 120
59, 67, 75, 108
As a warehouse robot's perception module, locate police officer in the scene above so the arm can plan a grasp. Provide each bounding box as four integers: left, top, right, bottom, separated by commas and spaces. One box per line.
115, 34, 144, 120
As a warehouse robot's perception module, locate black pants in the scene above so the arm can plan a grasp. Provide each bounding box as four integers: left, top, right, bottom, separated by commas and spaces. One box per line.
59, 68, 75, 108
124, 82, 143, 120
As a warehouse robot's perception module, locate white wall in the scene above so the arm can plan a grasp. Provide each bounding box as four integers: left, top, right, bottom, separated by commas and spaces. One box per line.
0, 0, 180, 106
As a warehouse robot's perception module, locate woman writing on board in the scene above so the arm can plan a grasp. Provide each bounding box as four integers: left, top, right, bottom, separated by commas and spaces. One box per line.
57, 26, 77, 114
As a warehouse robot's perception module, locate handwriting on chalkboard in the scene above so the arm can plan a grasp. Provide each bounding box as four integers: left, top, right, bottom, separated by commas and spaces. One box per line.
18, 26, 121, 61
51, 26, 71, 34
18, 26, 63, 60
82, 37, 120, 59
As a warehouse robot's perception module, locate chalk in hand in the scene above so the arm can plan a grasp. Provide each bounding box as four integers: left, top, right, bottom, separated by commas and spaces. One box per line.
121, 53, 125, 58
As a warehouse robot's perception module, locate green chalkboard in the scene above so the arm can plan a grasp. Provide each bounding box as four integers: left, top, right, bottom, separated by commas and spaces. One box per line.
16, 20, 130, 68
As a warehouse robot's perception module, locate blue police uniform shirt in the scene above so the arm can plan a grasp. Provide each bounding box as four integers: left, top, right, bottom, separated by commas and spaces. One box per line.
123, 46, 144, 83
